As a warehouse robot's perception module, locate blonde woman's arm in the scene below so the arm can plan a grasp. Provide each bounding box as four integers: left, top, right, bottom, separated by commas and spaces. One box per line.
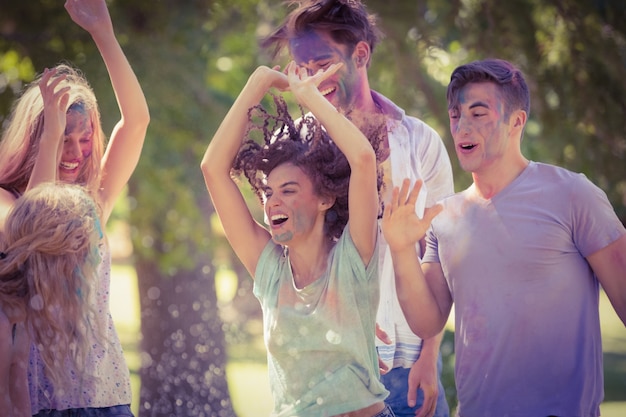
26, 69, 70, 192
65, 0, 150, 223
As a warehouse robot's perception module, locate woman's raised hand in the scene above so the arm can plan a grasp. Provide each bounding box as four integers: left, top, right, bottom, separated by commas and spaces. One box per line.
286, 61, 342, 104
382, 179, 443, 252
38, 68, 70, 151
65, 0, 113, 36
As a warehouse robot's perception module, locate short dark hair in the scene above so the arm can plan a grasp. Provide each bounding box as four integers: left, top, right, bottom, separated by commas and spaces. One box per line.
261, 0, 383, 65
447, 59, 530, 120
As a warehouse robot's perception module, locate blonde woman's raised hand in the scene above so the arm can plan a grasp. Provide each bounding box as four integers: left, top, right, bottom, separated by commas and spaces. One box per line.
382, 179, 443, 252
38, 68, 70, 153
65, 0, 113, 36
27, 68, 71, 188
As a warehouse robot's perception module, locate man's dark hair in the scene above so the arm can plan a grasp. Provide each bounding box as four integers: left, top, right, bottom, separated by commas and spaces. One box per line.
261, 0, 383, 66
447, 58, 530, 121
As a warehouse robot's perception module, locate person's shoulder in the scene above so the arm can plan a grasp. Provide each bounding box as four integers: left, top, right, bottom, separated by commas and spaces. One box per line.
399, 111, 443, 142
0, 188, 18, 229
530, 162, 593, 188
531, 161, 574, 176
434, 186, 471, 212
403, 113, 438, 131
257, 239, 285, 267
0, 187, 17, 205
371, 90, 444, 149
393, 115, 444, 152
526, 162, 607, 207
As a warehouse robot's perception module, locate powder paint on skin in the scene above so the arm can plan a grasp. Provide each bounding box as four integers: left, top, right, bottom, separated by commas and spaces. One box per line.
289, 30, 359, 110
65, 103, 91, 138
456, 85, 506, 143
291, 208, 316, 238
453, 83, 514, 174
289, 31, 335, 70
271, 204, 316, 244
273, 230, 294, 243
65, 102, 94, 159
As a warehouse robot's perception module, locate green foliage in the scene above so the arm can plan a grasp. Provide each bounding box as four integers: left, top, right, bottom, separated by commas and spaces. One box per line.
365, 0, 626, 220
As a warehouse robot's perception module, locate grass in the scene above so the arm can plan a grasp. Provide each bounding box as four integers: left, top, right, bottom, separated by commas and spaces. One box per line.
110, 264, 626, 417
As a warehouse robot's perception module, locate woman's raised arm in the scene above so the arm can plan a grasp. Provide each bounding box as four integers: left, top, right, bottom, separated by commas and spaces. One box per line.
201, 66, 288, 276
287, 62, 378, 264
65, 0, 150, 223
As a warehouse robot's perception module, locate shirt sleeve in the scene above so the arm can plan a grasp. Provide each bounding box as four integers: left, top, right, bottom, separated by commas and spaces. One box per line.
569, 172, 626, 257
335, 224, 379, 283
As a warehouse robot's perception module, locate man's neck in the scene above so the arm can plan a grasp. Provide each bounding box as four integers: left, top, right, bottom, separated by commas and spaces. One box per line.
473, 157, 529, 199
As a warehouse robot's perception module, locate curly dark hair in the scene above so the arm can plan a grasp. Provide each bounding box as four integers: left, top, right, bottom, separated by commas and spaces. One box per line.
233, 94, 386, 241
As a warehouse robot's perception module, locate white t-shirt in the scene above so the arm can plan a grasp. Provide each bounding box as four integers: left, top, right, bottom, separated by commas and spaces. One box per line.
372, 90, 454, 369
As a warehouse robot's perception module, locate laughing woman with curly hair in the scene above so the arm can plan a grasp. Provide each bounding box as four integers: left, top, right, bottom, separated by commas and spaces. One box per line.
202, 61, 394, 417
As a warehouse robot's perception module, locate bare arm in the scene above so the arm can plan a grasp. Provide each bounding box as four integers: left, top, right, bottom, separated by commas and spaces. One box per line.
0, 190, 15, 231
11, 323, 31, 417
0, 71, 68, 230
0, 315, 30, 417
409, 330, 445, 417
382, 179, 450, 339
287, 63, 378, 264
65, 0, 150, 223
26, 69, 70, 191
587, 233, 626, 326
201, 67, 288, 276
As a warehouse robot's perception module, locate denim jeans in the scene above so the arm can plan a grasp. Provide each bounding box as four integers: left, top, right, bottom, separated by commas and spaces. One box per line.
372, 403, 397, 417
33, 405, 133, 417
381, 355, 450, 417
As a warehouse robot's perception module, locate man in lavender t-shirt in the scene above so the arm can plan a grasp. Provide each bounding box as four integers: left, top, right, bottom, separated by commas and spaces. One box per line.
382, 59, 626, 416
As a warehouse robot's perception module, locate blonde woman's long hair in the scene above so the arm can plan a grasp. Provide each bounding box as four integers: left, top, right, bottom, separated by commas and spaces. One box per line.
0, 64, 105, 195
0, 183, 102, 394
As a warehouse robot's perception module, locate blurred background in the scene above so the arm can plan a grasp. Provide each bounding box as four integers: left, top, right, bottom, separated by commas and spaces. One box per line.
1, 1, 625, 416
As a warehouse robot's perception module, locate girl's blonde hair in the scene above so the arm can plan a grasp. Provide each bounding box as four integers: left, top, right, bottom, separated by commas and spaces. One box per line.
0, 64, 105, 195
0, 183, 102, 394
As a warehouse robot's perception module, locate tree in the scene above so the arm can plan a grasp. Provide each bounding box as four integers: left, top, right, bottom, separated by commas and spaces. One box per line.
121, 1, 270, 414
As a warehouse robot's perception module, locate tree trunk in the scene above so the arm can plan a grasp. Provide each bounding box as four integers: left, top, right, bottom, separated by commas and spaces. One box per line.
136, 258, 235, 417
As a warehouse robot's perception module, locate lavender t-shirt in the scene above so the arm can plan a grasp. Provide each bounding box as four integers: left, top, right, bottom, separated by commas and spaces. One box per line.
423, 161, 625, 417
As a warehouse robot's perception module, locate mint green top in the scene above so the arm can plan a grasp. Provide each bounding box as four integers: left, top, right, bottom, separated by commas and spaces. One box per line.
254, 227, 388, 417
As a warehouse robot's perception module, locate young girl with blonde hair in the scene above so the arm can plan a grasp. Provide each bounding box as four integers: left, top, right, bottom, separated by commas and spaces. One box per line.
0, 183, 102, 417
